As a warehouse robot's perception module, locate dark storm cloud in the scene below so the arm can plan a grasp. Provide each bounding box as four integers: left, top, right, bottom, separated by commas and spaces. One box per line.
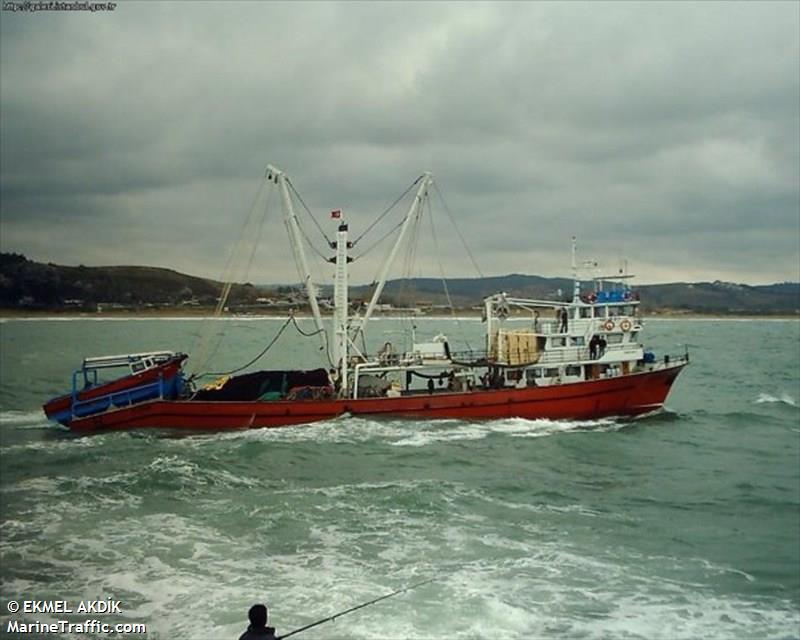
1, 1, 797, 285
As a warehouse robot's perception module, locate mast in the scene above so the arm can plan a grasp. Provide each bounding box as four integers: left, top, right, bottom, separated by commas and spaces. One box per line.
355, 173, 433, 340
267, 165, 325, 337
332, 215, 350, 395
571, 235, 580, 303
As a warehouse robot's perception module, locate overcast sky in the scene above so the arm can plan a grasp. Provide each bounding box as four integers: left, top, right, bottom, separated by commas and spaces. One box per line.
1, 1, 798, 286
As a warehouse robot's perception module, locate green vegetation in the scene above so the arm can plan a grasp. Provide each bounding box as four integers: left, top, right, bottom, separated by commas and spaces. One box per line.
0, 253, 797, 315
0, 253, 265, 311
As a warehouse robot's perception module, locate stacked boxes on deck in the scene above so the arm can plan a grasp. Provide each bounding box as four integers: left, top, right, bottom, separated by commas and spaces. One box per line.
490, 330, 540, 365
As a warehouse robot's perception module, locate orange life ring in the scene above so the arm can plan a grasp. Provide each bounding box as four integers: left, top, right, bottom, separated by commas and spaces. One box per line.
603, 320, 614, 331
620, 319, 632, 332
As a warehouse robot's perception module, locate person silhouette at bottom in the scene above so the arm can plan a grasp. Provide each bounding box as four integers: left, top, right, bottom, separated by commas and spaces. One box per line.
239, 604, 277, 640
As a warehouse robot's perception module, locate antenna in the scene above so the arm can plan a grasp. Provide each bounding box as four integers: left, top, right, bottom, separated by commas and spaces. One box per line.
571, 236, 580, 302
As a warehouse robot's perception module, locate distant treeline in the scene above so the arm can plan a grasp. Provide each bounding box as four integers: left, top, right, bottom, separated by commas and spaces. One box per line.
0, 253, 263, 310
0, 252, 797, 315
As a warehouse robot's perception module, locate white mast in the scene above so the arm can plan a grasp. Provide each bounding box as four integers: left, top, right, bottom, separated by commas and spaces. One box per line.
571, 235, 580, 304
332, 215, 350, 394
354, 173, 433, 340
267, 165, 325, 337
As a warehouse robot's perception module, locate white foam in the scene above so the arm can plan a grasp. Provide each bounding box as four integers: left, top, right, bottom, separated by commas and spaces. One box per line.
756, 392, 798, 407
0, 409, 49, 426
391, 416, 623, 447
0, 434, 103, 455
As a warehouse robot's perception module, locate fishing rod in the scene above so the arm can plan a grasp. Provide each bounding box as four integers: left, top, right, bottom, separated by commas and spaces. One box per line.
276, 576, 436, 640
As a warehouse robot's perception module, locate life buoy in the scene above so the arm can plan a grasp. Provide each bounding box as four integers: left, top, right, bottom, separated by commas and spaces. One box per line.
602, 320, 615, 331
620, 319, 632, 332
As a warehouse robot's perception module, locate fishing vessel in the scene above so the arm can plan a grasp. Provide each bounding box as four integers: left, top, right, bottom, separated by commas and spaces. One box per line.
43, 165, 688, 433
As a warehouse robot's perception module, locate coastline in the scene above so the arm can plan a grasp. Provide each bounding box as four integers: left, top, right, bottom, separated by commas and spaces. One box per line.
1, 308, 797, 321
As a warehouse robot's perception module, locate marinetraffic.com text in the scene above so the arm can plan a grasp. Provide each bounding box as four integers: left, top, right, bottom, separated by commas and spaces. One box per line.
5, 599, 146, 636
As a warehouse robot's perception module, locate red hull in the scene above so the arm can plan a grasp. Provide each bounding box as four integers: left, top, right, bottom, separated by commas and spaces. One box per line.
63, 363, 686, 433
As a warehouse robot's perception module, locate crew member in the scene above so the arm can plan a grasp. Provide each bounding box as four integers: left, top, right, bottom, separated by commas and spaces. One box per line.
589, 335, 599, 360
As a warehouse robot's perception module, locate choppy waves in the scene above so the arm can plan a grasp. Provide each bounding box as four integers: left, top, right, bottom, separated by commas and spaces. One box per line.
2, 457, 798, 640
2, 369, 799, 639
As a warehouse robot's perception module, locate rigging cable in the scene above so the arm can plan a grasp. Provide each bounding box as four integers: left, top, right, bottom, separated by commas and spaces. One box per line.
201, 315, 293, 377
198, 312, 333, 379
289, 314, 333, 369
284, 183, 335, 365
282, 189, 333, 366
293, 212, 332, 263
285, 184, 331, 263
397, 196, 424, 343
191, 179, 276, 374
426, 194, 474, 352
286, 176, 332, 247
350, 175, 423, 247
432, 180, 485, 278
352, 217, 407, 261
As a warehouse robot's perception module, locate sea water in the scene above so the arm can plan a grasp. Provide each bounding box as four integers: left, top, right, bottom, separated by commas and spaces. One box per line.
0, 317, 798, 639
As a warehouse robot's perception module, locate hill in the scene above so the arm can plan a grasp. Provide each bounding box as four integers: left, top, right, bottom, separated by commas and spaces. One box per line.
349, 275, 799, 315
0, 253, 261, 310
0, 253, 797, 315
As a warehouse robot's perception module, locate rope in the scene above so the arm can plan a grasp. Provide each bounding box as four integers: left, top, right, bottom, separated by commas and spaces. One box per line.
432, 180, 484, 278
286, 176, 332, 247
352, 217, 406, 260
294, 213, 332, 263
191, 180, 275, 374
426, 194, 474, 351
397, 201, 423, 342
199, 313, 333, 378
201, 315, 294, 377
290, 315, 333, 368
351, 175, 423, 246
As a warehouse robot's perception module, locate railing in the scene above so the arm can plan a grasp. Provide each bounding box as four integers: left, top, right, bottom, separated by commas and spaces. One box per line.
449, 349, 489, 363
69, 374, 171, 420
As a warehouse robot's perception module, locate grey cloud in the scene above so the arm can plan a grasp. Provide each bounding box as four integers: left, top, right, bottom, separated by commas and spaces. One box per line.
1, 0, 797, 286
